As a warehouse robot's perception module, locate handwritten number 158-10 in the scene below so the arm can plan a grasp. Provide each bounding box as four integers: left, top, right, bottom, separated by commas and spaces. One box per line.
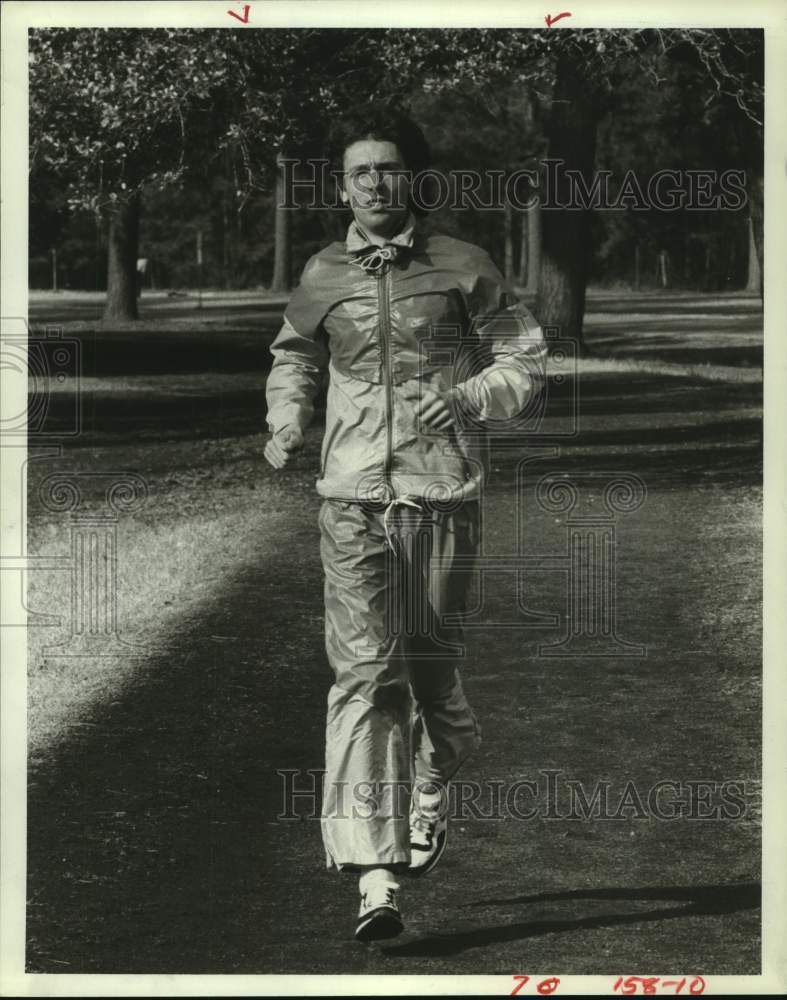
613, 977, 707, 995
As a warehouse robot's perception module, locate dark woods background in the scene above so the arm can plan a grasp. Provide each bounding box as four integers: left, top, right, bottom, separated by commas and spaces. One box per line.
29, 27, 763, 342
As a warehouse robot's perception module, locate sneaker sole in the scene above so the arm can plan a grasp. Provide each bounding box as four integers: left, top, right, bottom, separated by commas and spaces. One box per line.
355, 907, 404, 942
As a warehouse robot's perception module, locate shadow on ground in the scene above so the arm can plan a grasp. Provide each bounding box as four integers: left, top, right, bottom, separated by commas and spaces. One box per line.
383, 883, 761, 958
25, 290, 762, 974
27, 531, 331, 973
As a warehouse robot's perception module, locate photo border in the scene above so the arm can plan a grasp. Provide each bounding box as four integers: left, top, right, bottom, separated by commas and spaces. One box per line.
2, 1, 785, 995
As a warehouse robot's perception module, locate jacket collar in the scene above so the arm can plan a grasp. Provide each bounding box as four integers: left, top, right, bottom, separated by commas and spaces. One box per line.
346, 214, 418, 273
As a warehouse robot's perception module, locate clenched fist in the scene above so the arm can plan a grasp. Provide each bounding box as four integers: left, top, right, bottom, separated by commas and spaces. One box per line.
264, 426, 304, 469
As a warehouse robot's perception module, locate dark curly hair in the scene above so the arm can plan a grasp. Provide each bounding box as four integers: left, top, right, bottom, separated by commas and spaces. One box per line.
328, 105, 430, 172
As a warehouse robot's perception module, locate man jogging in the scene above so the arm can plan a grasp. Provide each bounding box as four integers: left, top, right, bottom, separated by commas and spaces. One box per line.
265, 107, 546, 942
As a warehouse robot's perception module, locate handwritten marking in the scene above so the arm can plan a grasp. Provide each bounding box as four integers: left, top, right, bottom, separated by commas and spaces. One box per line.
227, 4, 251, 23
511, 977, 561, 995
612, 976, 706, 996
545, 11, 572, 26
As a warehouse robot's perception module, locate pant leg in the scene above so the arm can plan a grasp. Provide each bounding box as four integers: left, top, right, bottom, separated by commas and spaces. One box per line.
319, 498, 482, 872
319, 500, 411, 872
395, 502, 482, 788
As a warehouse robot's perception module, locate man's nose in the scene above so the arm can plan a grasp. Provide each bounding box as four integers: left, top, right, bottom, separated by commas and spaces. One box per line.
368, 169, 386, 191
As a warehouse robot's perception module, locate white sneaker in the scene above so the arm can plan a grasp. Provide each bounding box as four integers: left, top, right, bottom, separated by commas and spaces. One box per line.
408, 788, 449, 876
355, 881, 403, 942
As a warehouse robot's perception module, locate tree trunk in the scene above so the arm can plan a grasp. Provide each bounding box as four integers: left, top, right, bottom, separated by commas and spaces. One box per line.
103, 193, 140, 322
94, 212, 103, 292
658, 249, 669, 289
271, 151, 292, 293
745, 213, 761, 294
536, 53, 599, 353
222, 147, 234, 290
222, 185, 230, 290
746, 167, 765, 298
517, 210, 528, 286
503, 200, 514, 284
745, 215, 759, 291
526, 197, 541, 294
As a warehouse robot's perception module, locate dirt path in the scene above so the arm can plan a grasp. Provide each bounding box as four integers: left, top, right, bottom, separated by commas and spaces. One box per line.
25, 364, 761, 974
22, 291, 763, 974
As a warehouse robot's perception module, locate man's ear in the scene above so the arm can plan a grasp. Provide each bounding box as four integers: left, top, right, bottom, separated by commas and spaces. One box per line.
339, 186, 350, 206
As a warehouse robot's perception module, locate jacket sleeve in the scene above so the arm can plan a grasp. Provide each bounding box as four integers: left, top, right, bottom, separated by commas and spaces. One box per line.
454, 255, 547, 424
265, 265, 330, 436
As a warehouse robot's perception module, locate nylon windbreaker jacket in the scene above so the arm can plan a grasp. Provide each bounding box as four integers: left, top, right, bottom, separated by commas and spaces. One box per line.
265, 218, 548, 504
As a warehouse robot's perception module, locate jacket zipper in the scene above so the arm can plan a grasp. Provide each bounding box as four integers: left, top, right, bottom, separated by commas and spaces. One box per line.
377, 266, 394, 493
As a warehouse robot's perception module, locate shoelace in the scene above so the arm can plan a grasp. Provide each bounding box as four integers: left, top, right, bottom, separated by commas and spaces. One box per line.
350, 244, 400, 273
411, 812, 437, 836
362, 885, 397, 908
382, 496, 423, 552
412, 799, 444, 825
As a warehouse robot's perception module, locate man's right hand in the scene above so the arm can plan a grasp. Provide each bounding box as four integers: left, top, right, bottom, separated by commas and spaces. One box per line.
264, 426, 305, 469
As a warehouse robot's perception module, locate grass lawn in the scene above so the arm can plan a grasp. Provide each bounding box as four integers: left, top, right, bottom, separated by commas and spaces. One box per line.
22, 290, 762, 974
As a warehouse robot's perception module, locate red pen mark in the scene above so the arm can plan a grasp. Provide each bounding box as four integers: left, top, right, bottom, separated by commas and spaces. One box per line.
227, 4, 251, 23
612, 976, 706, 996
511, 976, 561, 996
545, 11, 572, 26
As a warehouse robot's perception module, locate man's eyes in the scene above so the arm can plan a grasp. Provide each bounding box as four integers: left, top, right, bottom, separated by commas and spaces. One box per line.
349, 167, 406, 180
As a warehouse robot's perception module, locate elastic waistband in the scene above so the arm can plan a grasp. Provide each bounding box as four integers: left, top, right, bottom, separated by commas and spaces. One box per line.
325, 496, 475, 516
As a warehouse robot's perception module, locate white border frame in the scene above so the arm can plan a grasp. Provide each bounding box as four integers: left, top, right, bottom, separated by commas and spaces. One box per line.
2, 1, 785, 995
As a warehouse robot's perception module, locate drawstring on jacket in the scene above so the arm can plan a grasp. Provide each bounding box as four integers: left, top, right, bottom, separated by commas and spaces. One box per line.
346, 215, 416, 274
382, 496, 422, 552
350, 245, 401, 273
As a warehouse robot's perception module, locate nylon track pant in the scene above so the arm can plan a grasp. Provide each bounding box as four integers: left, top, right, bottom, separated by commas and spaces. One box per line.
318, 497, 482, 872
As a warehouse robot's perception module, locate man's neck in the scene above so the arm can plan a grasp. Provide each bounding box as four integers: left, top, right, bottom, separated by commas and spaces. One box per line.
356, 216, 409, 247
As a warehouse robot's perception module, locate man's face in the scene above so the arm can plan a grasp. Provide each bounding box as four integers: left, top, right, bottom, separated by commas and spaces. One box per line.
341, 139, 411, 239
